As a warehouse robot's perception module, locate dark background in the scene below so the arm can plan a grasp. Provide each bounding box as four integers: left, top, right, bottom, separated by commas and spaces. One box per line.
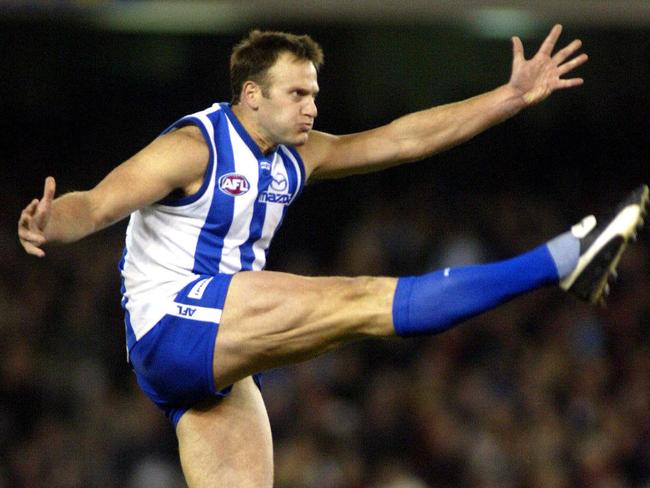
1, 3, 649, 487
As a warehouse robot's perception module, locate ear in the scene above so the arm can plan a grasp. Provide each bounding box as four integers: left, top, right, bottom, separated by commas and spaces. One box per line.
241, 80, 262, 110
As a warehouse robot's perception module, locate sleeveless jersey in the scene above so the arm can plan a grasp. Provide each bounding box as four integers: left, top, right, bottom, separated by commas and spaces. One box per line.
119, 103, 306, 351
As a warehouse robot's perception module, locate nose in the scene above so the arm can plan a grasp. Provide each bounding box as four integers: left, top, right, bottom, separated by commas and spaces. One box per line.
303, 97, 317, 118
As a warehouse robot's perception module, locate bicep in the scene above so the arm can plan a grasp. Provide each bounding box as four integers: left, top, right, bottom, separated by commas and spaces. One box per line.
85, 126, 209, 228
300, 126, 404, 181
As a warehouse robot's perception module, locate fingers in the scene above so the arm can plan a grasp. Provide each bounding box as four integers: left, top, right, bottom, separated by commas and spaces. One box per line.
42, 176, 56, 203
19, 201, 39, 232
538, 24, 563, 56
515, 25, 585, 67
39, 176, 56, 217
509, 24, 586, 103
542, 26, 588, 75
34, 177, 55, 230
539, 25, 587, 82
21, 199, 39, 219
18, 199, 39, 231
552, 39, 582, 65
21, 241, 46, 258
18, 201, 47, 257
555, 77, 585, 90
557, 52, 589, 76
17, 177, 55, 258
511, 36, 525, 61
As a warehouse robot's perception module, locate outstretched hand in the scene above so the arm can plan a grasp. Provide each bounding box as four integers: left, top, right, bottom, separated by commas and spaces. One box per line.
509, 24, 588, 106
18, 176, 56, 257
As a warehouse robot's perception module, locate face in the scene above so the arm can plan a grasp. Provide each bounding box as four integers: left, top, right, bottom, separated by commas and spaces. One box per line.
254, 52, 319, 149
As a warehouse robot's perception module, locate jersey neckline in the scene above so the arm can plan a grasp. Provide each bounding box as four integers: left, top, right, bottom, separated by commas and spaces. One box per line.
220, 103, 279, 165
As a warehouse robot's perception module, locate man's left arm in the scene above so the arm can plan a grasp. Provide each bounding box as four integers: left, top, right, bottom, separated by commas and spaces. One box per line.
300, 24, 587, 180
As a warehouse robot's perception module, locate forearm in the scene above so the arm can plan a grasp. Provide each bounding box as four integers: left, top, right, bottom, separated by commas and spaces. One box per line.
391, 83, 525, 162
45, 191, 103, 244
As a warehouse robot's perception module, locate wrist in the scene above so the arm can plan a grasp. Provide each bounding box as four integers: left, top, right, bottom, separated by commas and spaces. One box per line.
497, 83, 528, 115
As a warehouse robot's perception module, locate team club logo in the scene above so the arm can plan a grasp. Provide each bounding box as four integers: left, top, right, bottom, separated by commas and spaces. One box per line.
219, 173, 250, 196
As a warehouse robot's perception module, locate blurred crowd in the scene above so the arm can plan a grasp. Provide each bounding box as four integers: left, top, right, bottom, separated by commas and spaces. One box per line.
2, 182, 649, 487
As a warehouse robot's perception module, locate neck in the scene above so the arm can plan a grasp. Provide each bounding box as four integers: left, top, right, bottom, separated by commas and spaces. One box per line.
230, 103, 276, 154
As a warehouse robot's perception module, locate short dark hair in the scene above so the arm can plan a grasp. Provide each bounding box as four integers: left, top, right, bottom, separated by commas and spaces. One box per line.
230, 30, 324, 104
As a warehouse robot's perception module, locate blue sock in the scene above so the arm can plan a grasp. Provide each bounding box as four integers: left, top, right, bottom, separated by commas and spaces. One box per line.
392, 233, 579, 337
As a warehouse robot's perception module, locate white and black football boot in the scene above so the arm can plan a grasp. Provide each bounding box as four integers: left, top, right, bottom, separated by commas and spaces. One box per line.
560, 184, 648, 304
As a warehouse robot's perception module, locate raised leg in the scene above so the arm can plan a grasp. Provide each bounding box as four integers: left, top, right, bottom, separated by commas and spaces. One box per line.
213, 272, 397, 389
174, 185, 648, 487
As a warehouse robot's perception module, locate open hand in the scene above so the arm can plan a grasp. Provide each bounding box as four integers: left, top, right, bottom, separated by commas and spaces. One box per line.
509, 24, 588, 106
18, 176, 56, 257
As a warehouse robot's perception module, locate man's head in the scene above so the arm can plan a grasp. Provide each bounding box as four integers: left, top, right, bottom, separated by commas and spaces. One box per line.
230, 30, 324, 150
230, 30, 324, 104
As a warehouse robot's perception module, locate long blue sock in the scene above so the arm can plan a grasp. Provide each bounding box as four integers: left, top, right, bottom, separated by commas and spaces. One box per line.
392, 232, 579, 337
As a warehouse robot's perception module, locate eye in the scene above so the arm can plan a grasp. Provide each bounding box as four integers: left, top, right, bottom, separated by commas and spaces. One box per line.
290, 88, 318, 101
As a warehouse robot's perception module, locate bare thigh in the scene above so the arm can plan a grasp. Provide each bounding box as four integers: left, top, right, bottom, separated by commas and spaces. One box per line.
176, 376, 273, 488
213, 271, 397, 389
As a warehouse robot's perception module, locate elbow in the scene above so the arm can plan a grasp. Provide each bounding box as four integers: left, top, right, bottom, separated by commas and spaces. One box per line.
393, 136, 429, 164
387, 121, 436, 164
92, 205, 121, 233
86, 193, 120, 233
388, 117, 465, 163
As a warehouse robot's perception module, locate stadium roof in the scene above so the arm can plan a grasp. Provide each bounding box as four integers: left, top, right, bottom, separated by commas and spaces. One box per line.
2, 0, 650, 36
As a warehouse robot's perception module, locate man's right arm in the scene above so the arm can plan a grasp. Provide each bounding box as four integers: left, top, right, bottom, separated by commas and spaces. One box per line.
18, 125, 209, 257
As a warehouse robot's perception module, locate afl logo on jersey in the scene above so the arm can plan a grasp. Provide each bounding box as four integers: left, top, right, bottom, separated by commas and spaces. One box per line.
219, 173, 250, 196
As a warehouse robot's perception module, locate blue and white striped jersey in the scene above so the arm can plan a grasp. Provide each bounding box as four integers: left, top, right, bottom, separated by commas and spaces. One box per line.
119, 103, 306, 348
